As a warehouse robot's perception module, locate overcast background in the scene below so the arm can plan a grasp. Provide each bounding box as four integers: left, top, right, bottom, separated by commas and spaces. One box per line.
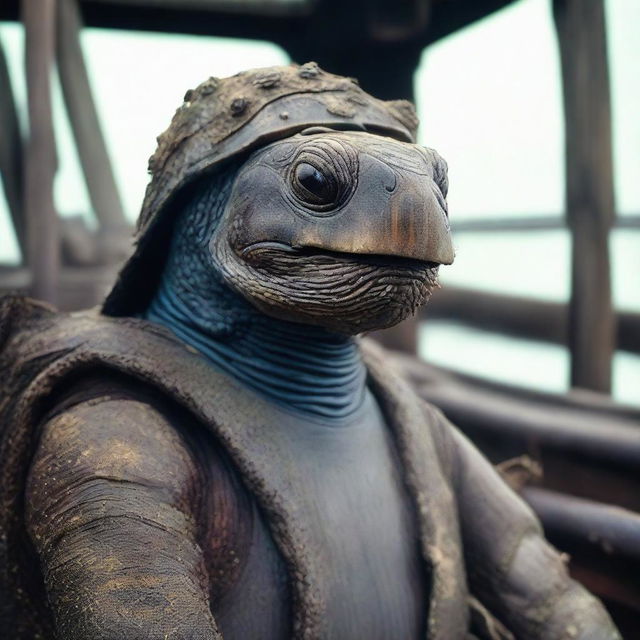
1, 0, 638, 403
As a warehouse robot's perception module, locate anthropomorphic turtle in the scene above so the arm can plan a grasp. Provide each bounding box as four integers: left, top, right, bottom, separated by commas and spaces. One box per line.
0, 63, 620, 640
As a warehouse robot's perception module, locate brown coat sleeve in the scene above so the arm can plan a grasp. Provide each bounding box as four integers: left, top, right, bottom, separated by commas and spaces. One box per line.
25, 390, 220, 640
427, 404, 621, 640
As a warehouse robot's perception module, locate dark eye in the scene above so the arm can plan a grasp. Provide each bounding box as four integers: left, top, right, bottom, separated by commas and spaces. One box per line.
293, 162, 338, 206
287, 139, 358, 214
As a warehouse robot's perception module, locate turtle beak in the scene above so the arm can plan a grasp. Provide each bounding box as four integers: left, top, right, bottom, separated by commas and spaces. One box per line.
291, 153, 454, 265
228, 134, 455, 267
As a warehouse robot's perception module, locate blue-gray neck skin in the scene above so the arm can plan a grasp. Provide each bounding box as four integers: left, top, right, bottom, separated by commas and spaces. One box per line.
144, 166, 367, 420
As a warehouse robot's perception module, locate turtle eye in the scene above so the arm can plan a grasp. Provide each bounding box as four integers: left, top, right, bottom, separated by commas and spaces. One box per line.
288, 138, 358, 213
294, 163, 337, 205
293, 162, 339, 207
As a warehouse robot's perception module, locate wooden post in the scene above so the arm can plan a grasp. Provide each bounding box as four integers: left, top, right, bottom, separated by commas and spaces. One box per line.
367, 0, 431, 44
23, 0, 59, 303
367, 45, 420, 354
281, 1, 432, 354
0, 34, 25, 259
358, 45, 421, 353
287, 39, 423, 353
553, 0, 615, 392
56, 0, 127, 233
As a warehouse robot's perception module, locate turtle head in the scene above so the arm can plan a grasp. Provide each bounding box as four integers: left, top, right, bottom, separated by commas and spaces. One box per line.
211, 128, 453, 334
102, 64, 454, 325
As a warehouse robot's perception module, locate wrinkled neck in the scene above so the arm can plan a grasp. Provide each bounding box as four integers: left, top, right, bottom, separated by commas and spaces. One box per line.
142, 169, 366, 420
145, 279, 366, 420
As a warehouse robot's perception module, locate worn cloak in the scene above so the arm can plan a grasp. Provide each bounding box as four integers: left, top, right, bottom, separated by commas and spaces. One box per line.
0, 295, 610, 639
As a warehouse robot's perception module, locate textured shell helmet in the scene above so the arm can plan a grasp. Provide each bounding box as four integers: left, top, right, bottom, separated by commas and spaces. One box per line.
102, 62, 421, 316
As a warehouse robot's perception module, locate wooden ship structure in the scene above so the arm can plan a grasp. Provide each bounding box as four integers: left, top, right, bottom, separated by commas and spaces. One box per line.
0, 0, 639, 635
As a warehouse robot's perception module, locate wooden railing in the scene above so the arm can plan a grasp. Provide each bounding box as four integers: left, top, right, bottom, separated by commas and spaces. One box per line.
451, 214, 640, 233
429, 214, 640, 354
396, 354, 640, 629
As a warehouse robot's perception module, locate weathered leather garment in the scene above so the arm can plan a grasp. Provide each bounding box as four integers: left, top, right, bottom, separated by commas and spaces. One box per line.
0, 296, 620, 639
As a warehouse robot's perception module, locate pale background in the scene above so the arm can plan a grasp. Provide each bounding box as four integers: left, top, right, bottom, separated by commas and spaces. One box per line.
1, 0, 638, 403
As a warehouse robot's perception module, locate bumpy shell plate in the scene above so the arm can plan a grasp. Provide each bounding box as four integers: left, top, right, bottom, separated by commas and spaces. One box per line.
104, 62, 419, 316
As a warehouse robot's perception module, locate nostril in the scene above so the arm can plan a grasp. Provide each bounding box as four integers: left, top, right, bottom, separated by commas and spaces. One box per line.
384, 173, 397, 193
370, 160, 397, 193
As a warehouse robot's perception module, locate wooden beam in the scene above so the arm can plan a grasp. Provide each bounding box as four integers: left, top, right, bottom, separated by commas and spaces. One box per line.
0, 263, 124, 310
553, 0, 615, 393
396, 351, 640, 633
425, 0, 517, 45
523, 487, 640, 628
523, 488, 640, 569
0, 0, 520, 47
285, 20, 425, 352
83, 0, 312, 16
451, 214, 640, 232
57, 0, 127, 235
360, 41, 421, 352
0, 34, 24, 258
366, 0, 431, 43
22, 0, 59, 304
283, 8, 423, 102
370, 315, 419, 354
424, 286, 640, 355
395, 354, 640, 510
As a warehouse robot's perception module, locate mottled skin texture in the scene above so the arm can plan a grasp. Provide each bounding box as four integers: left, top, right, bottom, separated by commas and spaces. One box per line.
26, 380, 219, 638
9, 125, 620, 639
24, 374, 290, 639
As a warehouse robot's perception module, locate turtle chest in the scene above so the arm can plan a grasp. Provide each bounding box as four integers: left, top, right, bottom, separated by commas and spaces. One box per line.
206, 391, 428, 640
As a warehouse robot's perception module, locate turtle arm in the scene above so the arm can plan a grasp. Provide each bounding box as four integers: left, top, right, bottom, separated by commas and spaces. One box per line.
428, 406, 620, 640
25, 391, 220, 640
